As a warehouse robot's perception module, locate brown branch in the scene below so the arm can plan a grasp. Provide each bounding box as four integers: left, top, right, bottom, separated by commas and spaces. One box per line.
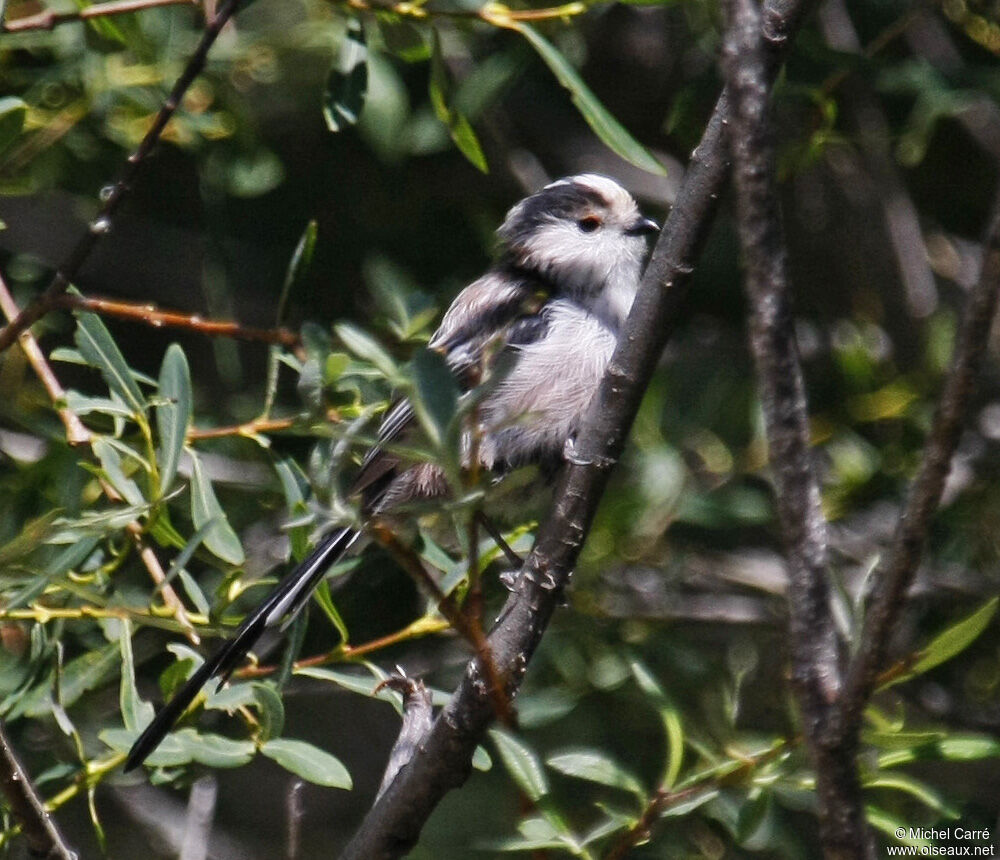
371, 524, 514, 725
338, 1, 812, 856
0, 719, 76, 860
0, 276, 90, 446
234, 616, 452, 679
837, 191, 1000, 740
2, 0, 195, 33
187, 416, 297, 440
604, 740, 793, 860
52, 293, 301, 348
723, 1, 871, 857
0, 0, 245, 354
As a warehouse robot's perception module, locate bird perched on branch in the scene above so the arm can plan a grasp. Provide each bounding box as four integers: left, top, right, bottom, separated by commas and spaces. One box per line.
125, 174, 659, 771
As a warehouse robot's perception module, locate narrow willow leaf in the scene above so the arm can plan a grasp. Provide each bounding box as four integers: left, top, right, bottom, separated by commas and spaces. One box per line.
157, 344, 192, 494
908, 597, 998, 679
188, 450, 245, 565
325, 19, 368, 132
24, 641, 120, 717
175, 729, 255, 768
547, 750, 645, 801
864, 774, 959, 818
260, 738, 352, 788
75, 311, 145, 413
376, 15, 429, 62
411, 348, 459, 448
489, 728, 548, 801
91, 437, 144, 506
100, 727, 190, 768
429, 30, 488, 173
119, 623, 155, 732
313, 580, 350, 642
506, 23, 665, 176
335, 322, 398, 379
251, 682, 285, 741
0, 97, 27, 155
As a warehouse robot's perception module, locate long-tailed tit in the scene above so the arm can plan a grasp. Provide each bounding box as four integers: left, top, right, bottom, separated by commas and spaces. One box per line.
125, 174, 658, 771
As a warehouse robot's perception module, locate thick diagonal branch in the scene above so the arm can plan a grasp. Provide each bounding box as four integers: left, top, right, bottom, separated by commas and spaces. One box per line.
723, 0, 872, 856
338, 2, 811, 857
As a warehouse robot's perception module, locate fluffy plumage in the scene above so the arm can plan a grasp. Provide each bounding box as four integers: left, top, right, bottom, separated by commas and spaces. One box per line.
124, 174, 657, 771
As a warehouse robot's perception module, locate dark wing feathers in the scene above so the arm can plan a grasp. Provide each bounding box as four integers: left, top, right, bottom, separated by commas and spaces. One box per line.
352, 271, 548, 509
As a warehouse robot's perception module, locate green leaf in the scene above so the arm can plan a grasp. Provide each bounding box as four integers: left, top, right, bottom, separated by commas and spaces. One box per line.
178, 729, 255, 768
0, 97, 27, 155
629, 659, 683, 788
473, 745, 492, 771
517, 687, 578, 728
251, 683, 285, 741
157, 345, 192, 494
864, 774, 958, 818
260, 738, 352, 788
91, 437, 144, 506
429, 30, 488, 172
410, 348, 460, 449
75, 311, 146, 413
907, 597, 998, 681
119, 623, 154, 732
24, 641, 120, 717
313, 580, 350, 643
188, 450, 245, 565
507, 23, 665, 175
937, 735, 1000, 761
546, 750, 645, 802
325, 19, 368, 132
274, 458, 311, 561
335, 322, 399, 379
489, 728, 548, 801
376, 15, 429, 62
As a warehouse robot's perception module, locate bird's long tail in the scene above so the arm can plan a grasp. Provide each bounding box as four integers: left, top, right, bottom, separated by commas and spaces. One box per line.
124, 526, 360, 772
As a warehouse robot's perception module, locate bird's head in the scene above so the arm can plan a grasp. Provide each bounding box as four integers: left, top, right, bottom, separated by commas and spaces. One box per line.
497, 174, 658, 322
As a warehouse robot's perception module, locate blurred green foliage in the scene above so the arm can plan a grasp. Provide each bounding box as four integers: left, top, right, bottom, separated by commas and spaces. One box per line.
1, 0, 1000, 856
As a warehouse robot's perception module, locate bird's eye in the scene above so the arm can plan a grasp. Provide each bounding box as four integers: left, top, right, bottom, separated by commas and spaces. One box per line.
577, 216, 601, 233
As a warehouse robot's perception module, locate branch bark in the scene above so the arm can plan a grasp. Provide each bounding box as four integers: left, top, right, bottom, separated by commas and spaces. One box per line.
838, 189, 1000, 741
0, 719, 76, 860
338, 2, 812, 856
722, 0, 871, 856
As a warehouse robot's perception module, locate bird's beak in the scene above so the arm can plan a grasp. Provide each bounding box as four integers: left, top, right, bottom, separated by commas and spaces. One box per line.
625, 216, 660, 237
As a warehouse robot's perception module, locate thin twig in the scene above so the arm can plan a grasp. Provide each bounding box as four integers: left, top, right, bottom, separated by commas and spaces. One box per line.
187, 416, 297, 440
0, 0, 245, 354
371, 524, 514, 725
338, 1, 812, 856
0, 275, 90, 446
235, 616, 452, 679
3, 0, 194, 33
838, 191, 1000, 738
723, 1, 871, 857
0, 719, 76, 860
53, 293, 301, 347
605, 740, 793, 860
345, 0, 587, 23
